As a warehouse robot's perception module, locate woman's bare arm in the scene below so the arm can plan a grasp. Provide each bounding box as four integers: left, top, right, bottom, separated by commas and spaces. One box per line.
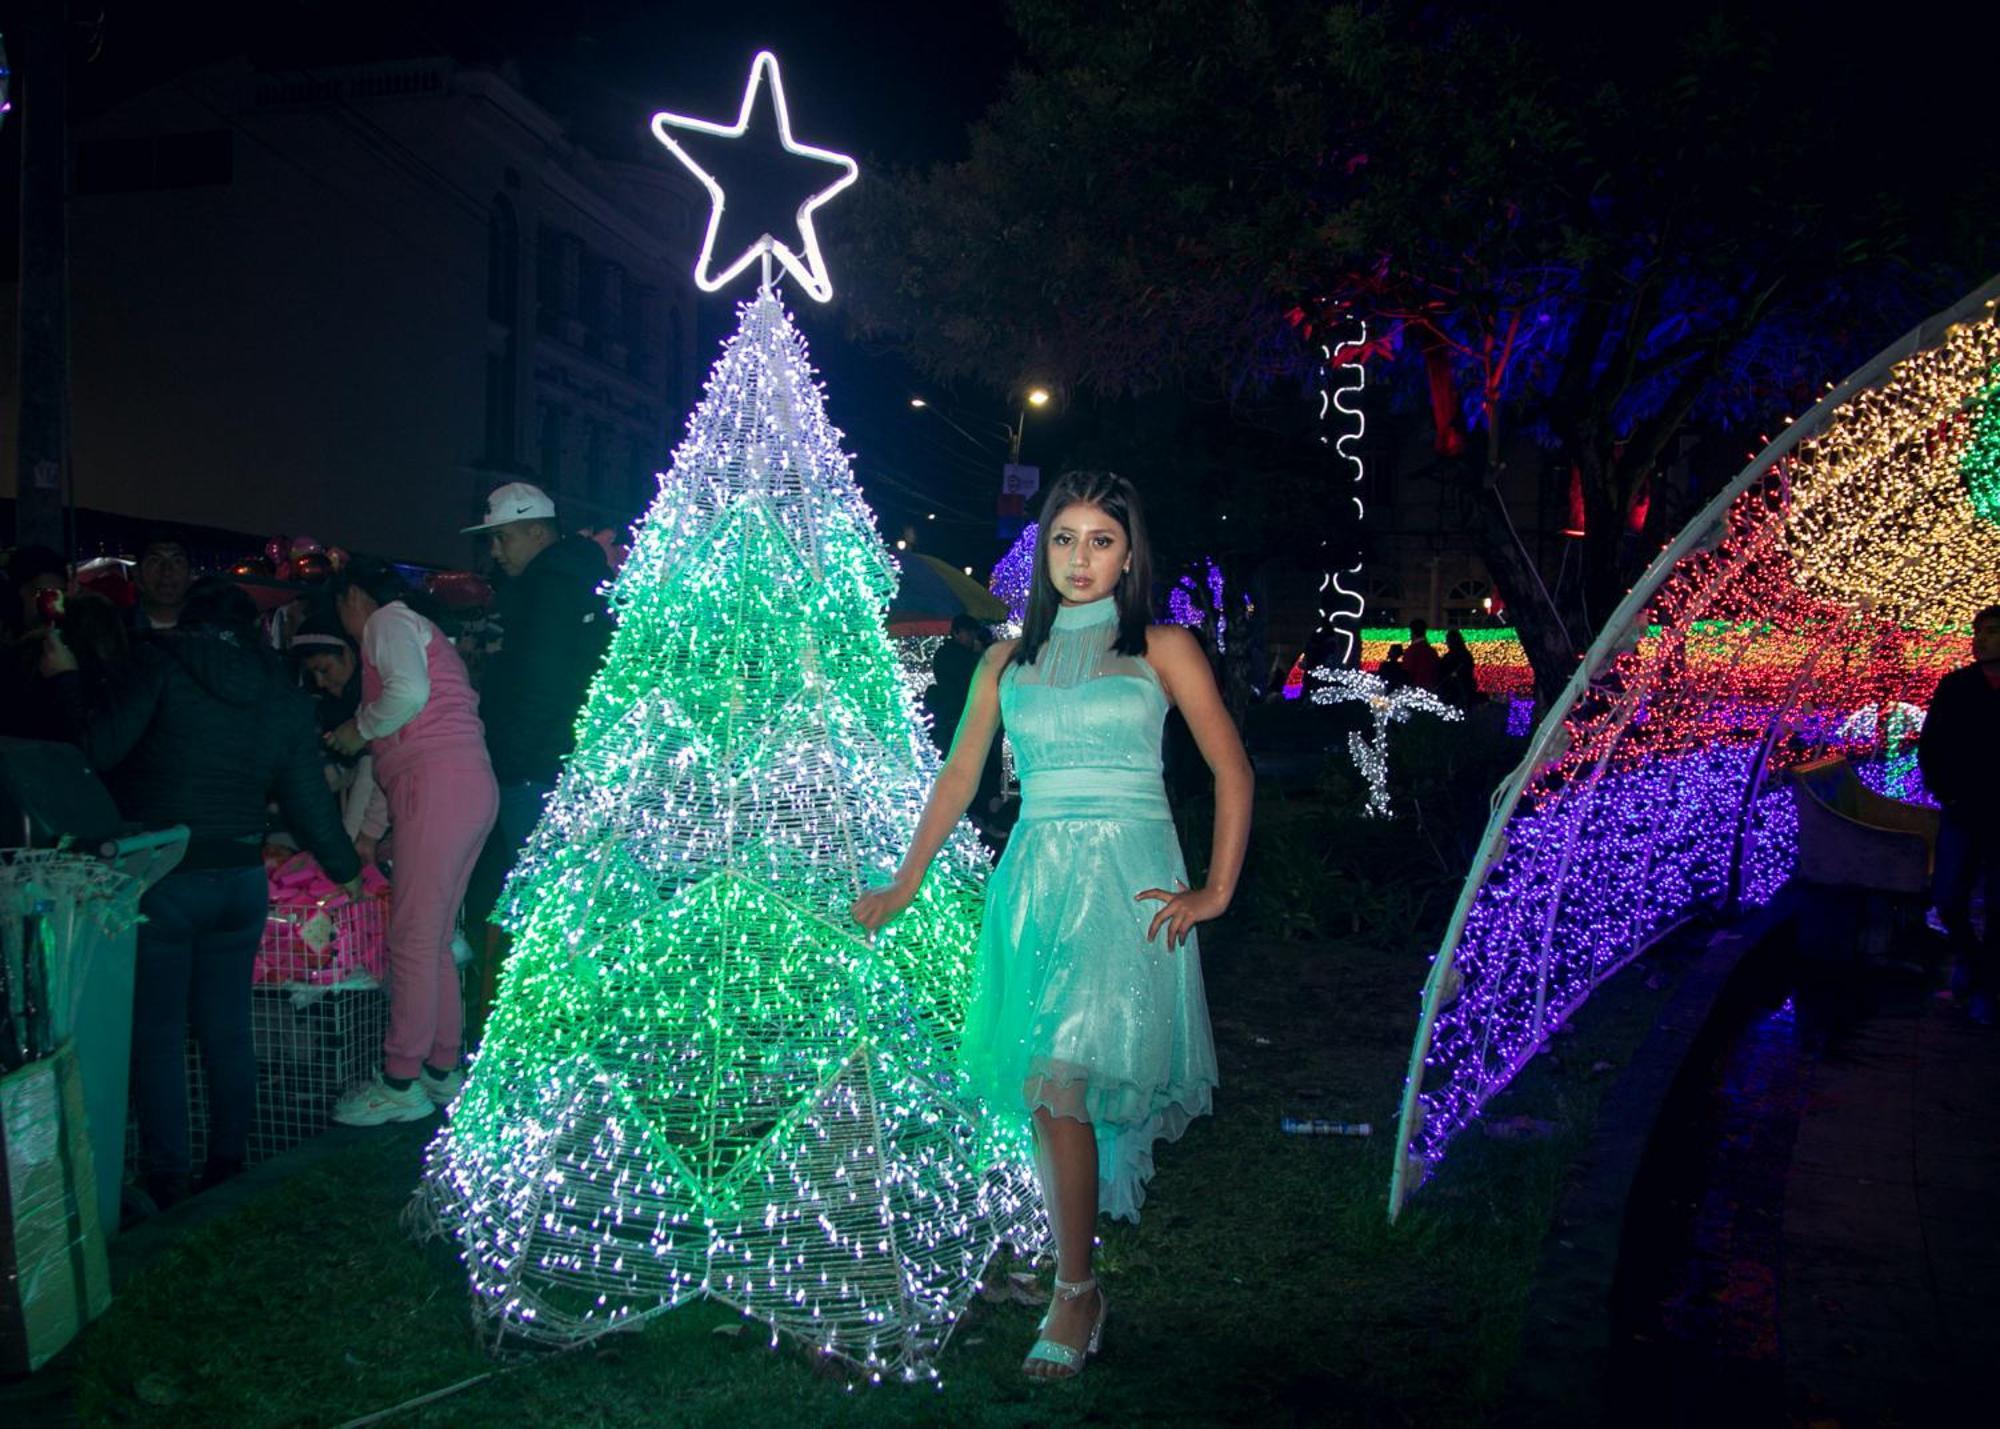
1139, 625, 1254, 946
852, 640, 1015, 931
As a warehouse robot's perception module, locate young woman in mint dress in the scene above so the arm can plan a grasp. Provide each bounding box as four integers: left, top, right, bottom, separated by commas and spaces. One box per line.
853, 470, 1253, 1379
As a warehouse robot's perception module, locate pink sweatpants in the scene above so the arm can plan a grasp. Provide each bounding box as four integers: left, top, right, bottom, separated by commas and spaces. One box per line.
380, 757, 498, 1080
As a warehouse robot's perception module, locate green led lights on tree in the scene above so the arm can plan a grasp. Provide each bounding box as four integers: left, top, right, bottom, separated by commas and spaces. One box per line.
413, 291, 1042, 1382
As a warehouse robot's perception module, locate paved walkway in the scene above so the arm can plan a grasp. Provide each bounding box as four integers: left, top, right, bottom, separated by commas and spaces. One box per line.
1780, 978, 2000, 1423
1602, 939, 1999, 1427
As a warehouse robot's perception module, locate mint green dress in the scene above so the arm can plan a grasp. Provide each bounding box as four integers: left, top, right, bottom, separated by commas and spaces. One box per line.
961, 596, 1218, 1222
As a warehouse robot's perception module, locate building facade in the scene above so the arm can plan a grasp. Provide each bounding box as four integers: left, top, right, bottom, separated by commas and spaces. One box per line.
2, 57, 701, 567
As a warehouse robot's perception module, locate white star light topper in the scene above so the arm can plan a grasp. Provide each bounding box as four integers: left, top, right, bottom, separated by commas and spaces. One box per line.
650, 51, 859, 304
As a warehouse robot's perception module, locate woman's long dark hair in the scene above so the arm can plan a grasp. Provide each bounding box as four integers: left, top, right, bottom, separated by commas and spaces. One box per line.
326, 555, 449, 629
1014, 470, 1154, 667
178, 574, 262, 645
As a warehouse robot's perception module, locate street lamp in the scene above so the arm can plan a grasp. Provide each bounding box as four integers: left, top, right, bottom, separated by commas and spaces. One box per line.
910, 385, 1056, 465
1007, 387, 1053, 464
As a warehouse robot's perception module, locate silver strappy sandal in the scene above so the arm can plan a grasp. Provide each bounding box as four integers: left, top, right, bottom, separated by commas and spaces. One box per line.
1021, 1275, 1107, 1379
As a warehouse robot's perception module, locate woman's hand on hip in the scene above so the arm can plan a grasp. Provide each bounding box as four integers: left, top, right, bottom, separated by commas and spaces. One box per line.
1137, 880, 1226, 950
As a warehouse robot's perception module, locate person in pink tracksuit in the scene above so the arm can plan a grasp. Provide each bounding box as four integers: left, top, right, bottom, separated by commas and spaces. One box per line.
324, 558, 498, 1124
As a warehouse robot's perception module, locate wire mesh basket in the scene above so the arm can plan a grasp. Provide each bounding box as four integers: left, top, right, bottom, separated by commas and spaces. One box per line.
127, 984, 391, 1169
254, 890, 388, 987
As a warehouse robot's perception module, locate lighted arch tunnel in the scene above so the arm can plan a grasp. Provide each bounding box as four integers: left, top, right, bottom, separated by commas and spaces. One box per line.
1388, 275, 2000, 1219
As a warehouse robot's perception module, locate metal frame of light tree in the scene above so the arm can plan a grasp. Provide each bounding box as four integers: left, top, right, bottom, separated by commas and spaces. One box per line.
418, 291, 1042, 1379
1387, 275, 2000, 1220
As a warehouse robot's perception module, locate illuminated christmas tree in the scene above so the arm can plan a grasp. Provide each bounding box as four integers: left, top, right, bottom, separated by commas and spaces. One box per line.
414, 290, 1041, 1380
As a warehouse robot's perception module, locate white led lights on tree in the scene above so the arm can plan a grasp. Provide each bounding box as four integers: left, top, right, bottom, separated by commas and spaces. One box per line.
414, 292, 1042, 1380
650, 50, 860, 303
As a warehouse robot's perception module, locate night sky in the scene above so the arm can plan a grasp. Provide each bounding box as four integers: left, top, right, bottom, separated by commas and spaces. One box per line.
3, 0, 1987, 574
4, 0, 1025, 571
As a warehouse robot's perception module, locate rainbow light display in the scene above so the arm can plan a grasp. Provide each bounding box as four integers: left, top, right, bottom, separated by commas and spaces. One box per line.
1389, 280, 2000, 1220
414, 292, 1042, 1378
1358, 624, 1965, 704
1359, 627, 1534, 695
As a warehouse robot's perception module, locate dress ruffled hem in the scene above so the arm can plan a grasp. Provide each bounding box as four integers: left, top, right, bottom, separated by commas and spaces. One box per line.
993, 1060, 1215, 1224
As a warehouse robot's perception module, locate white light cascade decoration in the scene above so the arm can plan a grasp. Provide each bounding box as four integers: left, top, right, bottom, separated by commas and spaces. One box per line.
1311, 666, 1462, 817
413, 291, 1042, 1381
1316, 318, 1370, 664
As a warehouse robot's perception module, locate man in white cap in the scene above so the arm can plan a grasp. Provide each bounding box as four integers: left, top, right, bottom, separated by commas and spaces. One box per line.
461, 483, 612, 1029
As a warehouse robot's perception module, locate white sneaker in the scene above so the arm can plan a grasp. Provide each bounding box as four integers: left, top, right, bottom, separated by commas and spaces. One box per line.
332, 1072, 436, 1126
420, 1064, 466, 1106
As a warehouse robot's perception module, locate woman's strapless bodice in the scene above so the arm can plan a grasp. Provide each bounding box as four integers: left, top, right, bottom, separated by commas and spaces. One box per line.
1000, 598, 1170, 823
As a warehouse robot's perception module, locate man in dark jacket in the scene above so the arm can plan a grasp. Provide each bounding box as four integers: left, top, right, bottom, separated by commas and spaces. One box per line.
924, 615, 1004, 849
1918, 603, 2000, 1026
45, 577, 361, 1207
461, 485, 611, 1022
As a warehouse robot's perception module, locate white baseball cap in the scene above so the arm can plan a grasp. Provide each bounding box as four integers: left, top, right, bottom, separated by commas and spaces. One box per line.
463, 481, 557, 533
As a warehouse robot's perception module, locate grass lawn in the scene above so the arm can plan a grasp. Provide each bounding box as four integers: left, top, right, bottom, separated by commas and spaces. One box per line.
69, 744, 1685, 1426
71, 945, 1681, 1427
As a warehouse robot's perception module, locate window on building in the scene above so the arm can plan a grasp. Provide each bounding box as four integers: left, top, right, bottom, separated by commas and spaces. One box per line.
484, 354, 516, 466
629, 286, 658, 380
584, 423, 607, 509
626, 434, 655, 511
535, 224, 562, 331
537, 404, 564, 494
559, 236, 582, 318
578, 253, 602, 332
603, 264, 625, 335
487, 197, 519, 327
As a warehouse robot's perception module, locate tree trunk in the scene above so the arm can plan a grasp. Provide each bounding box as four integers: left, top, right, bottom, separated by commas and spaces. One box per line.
1469, 484, 1579, 706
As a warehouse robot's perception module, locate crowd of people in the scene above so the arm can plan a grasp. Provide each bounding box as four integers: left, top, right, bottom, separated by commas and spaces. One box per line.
1374, 619, 1482, 707
0, 480, 610, 1213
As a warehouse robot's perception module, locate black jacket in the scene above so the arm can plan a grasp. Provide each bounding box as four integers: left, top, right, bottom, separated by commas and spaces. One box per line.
483, 536, 611, 785
925, 639, 982, 755
1918, 663, 2000, 828
57, 632, 361, 880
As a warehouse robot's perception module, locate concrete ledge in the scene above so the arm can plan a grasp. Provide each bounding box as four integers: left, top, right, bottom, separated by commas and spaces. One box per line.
1497, 891, 1797, 1427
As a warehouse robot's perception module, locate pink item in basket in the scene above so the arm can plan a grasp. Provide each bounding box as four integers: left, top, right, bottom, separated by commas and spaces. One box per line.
254, 851, 392, 986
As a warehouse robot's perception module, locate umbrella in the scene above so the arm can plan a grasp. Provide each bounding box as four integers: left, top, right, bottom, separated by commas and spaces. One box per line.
886, 554, 1007, 636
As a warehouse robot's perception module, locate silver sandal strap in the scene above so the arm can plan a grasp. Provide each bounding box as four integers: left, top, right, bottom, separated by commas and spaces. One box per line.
1025, 1338, 1084, 1369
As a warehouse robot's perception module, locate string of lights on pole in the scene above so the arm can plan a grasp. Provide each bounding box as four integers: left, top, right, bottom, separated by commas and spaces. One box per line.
1317, 316, 1370, 664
